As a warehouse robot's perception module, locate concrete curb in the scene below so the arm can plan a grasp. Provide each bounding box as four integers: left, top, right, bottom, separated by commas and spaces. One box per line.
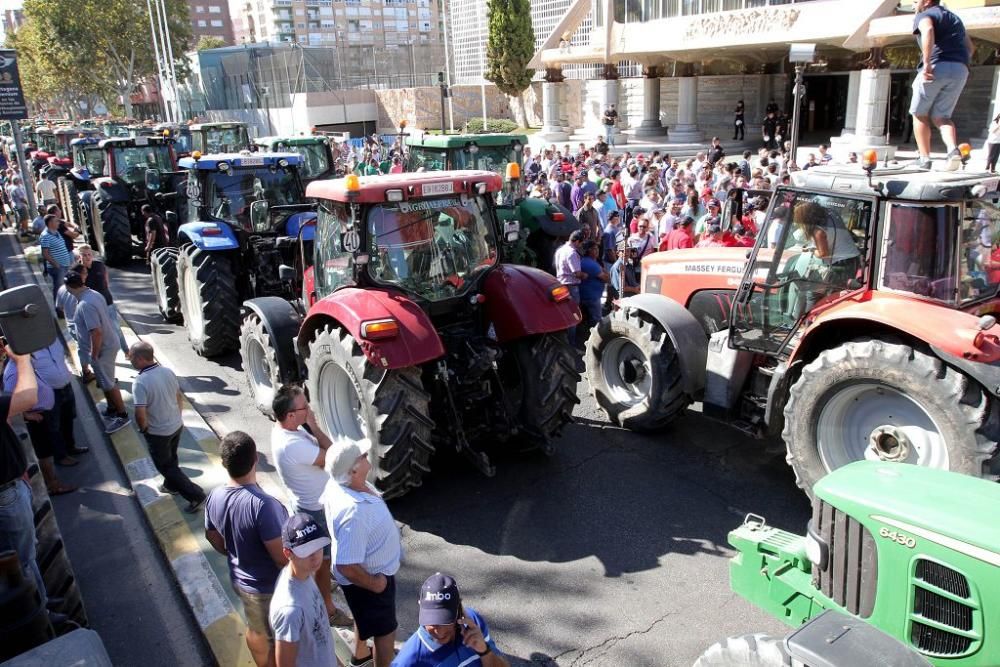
17, 241, 353, 666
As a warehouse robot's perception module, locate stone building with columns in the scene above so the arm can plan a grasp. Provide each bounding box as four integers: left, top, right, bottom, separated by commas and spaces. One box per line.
529, 0, 1000, 155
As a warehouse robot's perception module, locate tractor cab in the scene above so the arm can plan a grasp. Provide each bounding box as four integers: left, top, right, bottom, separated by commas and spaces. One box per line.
70, 136, 105, 181
101, 136, 177, 192
253, 135, 335, 184
101, 121, 131, 138
42, 128, 102, 181
155, 123, 193, 158
30, 127, 56, 173
190, 122, 251, 155
306, 171, 509, 306
127, 124, 157, 139
179, 151, 309, 238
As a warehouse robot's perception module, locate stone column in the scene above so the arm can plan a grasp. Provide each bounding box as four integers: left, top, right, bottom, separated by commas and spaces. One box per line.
539, 68, 569, 141
854, 68, 891, 145
842, 70, 861, 136
634, 66, 665, 137
668, 76, 703, 143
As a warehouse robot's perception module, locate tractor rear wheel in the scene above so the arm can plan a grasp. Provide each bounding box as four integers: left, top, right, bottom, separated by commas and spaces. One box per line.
694, 634, 791, 667
96, 199, 131, 266
501, 334, 579, 452
783, 339, 999, 496
56, 178, 85, 243
585, 308, 689, 432
177, 244, 240, 357
305, 325, 435, 499
240, 313, 280, 418
79, 191, 95, 246
151, 247, 182, 323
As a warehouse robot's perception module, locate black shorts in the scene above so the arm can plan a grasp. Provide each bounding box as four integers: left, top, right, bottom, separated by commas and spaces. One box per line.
342, 575, 397, 640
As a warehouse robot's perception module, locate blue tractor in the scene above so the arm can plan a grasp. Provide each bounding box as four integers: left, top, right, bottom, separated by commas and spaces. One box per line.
150, 152, 315, 357
55, 135, 105, 245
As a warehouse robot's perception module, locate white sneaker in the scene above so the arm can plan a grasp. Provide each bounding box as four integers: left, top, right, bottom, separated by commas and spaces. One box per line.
944, 148, 962, 172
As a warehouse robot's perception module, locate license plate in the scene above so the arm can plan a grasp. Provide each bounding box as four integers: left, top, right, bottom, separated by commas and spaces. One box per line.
422, 182, 454, 196
134, 136, 149, 146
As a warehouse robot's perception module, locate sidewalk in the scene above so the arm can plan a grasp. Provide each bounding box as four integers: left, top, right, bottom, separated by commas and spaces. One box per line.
15, 234, 354, 666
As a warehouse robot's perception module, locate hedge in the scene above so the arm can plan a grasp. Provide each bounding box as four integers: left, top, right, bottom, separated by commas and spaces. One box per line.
464, 118, 519, 134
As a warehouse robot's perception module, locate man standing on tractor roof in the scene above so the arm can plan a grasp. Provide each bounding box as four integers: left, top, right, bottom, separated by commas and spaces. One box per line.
910, 0, 973, 171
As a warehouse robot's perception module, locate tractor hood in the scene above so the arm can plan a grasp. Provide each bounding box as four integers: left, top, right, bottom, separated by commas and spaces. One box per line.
516, 198, 578, 237
815, 461, 1000, 561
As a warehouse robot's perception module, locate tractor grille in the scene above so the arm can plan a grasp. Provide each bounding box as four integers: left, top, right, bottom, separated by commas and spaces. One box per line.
910, 559, 977, 657
811, 500, 878, 618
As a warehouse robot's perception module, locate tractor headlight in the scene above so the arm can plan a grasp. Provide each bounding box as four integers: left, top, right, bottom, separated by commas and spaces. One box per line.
217, 161, 230, 172
805, 520, 828, 570
278, 159, 289, 168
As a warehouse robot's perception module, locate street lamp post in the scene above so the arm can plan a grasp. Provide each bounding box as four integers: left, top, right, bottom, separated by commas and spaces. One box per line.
788, 43, 816, 166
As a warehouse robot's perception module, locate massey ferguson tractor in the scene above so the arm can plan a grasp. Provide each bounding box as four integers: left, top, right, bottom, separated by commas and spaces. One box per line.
238, 170, 581, 498
88, 136, 182, 266
696, 460, 1000, 666
586, 153, 1000, 497
153, 151, 315, 356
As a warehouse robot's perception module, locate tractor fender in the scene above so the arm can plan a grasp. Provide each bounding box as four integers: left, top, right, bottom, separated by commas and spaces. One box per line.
244, 297, 304, 385
91, 178, 130, 206
298, 288, 445, 370
284, 211, 317, 241
481, 264, 581, 342
177, 221, 240, 251
618, 293, 708, 396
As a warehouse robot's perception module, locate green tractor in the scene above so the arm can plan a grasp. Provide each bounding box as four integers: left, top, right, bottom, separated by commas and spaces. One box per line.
190, 122, 251, 155
405, 133, 577, 273
697, 461, 1000, 666
253, 135, 336, 185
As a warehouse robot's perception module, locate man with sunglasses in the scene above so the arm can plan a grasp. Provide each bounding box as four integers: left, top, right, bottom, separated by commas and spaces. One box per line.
391, 573, 509, 667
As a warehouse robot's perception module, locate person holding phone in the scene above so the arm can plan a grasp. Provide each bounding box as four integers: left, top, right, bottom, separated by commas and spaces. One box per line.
391, 572, 509, 667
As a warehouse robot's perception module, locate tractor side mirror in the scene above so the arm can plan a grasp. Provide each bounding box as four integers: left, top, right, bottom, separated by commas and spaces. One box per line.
279, 264, 296, 282
250, 199, 270, 232
145, 168, 161, 191
0, 284, 57, 355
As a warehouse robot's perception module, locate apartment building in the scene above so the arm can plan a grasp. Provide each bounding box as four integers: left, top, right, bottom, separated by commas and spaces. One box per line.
189, 0, 235, 44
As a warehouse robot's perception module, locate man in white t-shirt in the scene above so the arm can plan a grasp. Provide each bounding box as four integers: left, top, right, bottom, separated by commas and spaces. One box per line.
271, 385, 353, 628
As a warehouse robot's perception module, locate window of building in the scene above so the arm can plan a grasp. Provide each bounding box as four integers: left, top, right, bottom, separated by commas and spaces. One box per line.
309, 32, 323, 42
396, 19, 407, 30
197, 19, 207, 26
208, 5, 221, 13
347, 19, 359, 31
195, 5, 205, 12
297, 22, 305, 27
321, 19, 335, 27
295, 8, 304, 14
418, 20, 430, 31
298, 35, 308, 42
417, 7, 429, 18
210, 19, 223, 26
320, 6, 333, 15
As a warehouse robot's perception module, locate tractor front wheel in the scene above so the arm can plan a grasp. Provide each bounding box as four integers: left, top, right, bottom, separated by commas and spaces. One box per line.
694, 634, 791, 667
151, 247, 182, 323
584, 309, 689, 432
305, 325, 435, 499
97, 200, 131, 266
177, 244, 240, 357
783, 338, 999, 496
240, 314, 281, 418
501, 334, 579, 452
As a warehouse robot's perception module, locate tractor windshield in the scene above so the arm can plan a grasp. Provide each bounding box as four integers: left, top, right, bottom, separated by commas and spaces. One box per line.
173, 132, 193, 154
366, 194, 497, 300
287, 143, 330, 181
76, 146, 105, 175
195, 127, 249, 154
314, 202, 356, 297
37, 134, 57, 153
203, 167, 302, 231
113, 145, 173, 185
407, 146, 447, 172
452, 146, 514, 175
881, 200, 1000, 306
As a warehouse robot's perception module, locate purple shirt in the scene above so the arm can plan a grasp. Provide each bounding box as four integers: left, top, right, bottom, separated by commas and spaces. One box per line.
554, 242, 582, 286
205, 483, 289, 594
570, 183, 585, 212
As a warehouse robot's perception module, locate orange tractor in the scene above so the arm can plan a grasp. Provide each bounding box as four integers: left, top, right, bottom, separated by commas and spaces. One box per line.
586, 155, 1000, 495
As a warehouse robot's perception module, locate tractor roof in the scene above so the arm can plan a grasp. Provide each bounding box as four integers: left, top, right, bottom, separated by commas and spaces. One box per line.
790, 163, 1000, 202
307, 170, 502, 203
255, 135, 329, 147
98, 136, 171, 149
70, 137, 102, 147
154, 123, 190, 134
53, 127, 84, 136
406, 133, 527, 149
190, 122, 246, 131
178, 152, 302, 170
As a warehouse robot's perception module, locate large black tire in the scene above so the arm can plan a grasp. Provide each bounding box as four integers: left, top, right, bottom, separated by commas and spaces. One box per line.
177, 244, 240, 357
694, 634, 792, 667
584, 308, 689, 432
151, 247, 182, 323
501, 333, 579, 452
56, 178, 85, 243
79, 191, 95, 247
95, 199, 131, 266
783, 339, 1000, 496
305, 325, 435, 499
240, 313, 280, 418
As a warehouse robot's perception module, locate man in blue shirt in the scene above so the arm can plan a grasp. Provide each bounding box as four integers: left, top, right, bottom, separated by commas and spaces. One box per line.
391, 573, 508, 667
40, 214, 74, 309
910, 0, 973, 171
579, 241, 608, 329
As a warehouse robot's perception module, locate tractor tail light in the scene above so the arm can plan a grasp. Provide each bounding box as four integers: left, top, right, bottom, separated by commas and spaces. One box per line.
550, 285, 571, 303
99, 181, 112, 189
202, 225, 223, 236
361, 318, 399, 340
551, 211, 565, 221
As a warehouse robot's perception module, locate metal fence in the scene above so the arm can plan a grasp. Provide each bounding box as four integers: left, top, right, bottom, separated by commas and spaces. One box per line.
197, 42, 448, 111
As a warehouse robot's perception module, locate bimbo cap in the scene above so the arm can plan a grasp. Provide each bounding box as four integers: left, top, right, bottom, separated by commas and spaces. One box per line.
418, 572, 460, 625
282, 512, 331, 558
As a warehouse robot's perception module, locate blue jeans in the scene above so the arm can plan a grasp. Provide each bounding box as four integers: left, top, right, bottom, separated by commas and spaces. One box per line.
107, 303, 129, 354
604, 125, 615, 147
48, 265, 66, 308
0, 479, 47, 606
566, 284, 581, 345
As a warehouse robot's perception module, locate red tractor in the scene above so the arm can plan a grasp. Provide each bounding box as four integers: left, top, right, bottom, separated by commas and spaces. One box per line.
586, 155, 1000, 496
240, 170, 582, 498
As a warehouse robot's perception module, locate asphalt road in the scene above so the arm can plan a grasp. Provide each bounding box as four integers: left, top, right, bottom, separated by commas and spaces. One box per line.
108, 259, 812, 666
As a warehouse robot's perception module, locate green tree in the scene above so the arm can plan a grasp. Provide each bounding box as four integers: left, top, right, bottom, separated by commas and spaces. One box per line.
484, 0, 535, 127
197, 35, 227, 51
20, 0, 192, 117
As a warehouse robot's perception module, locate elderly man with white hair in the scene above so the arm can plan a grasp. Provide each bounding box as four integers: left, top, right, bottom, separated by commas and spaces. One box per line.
321, 440, 401, 667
